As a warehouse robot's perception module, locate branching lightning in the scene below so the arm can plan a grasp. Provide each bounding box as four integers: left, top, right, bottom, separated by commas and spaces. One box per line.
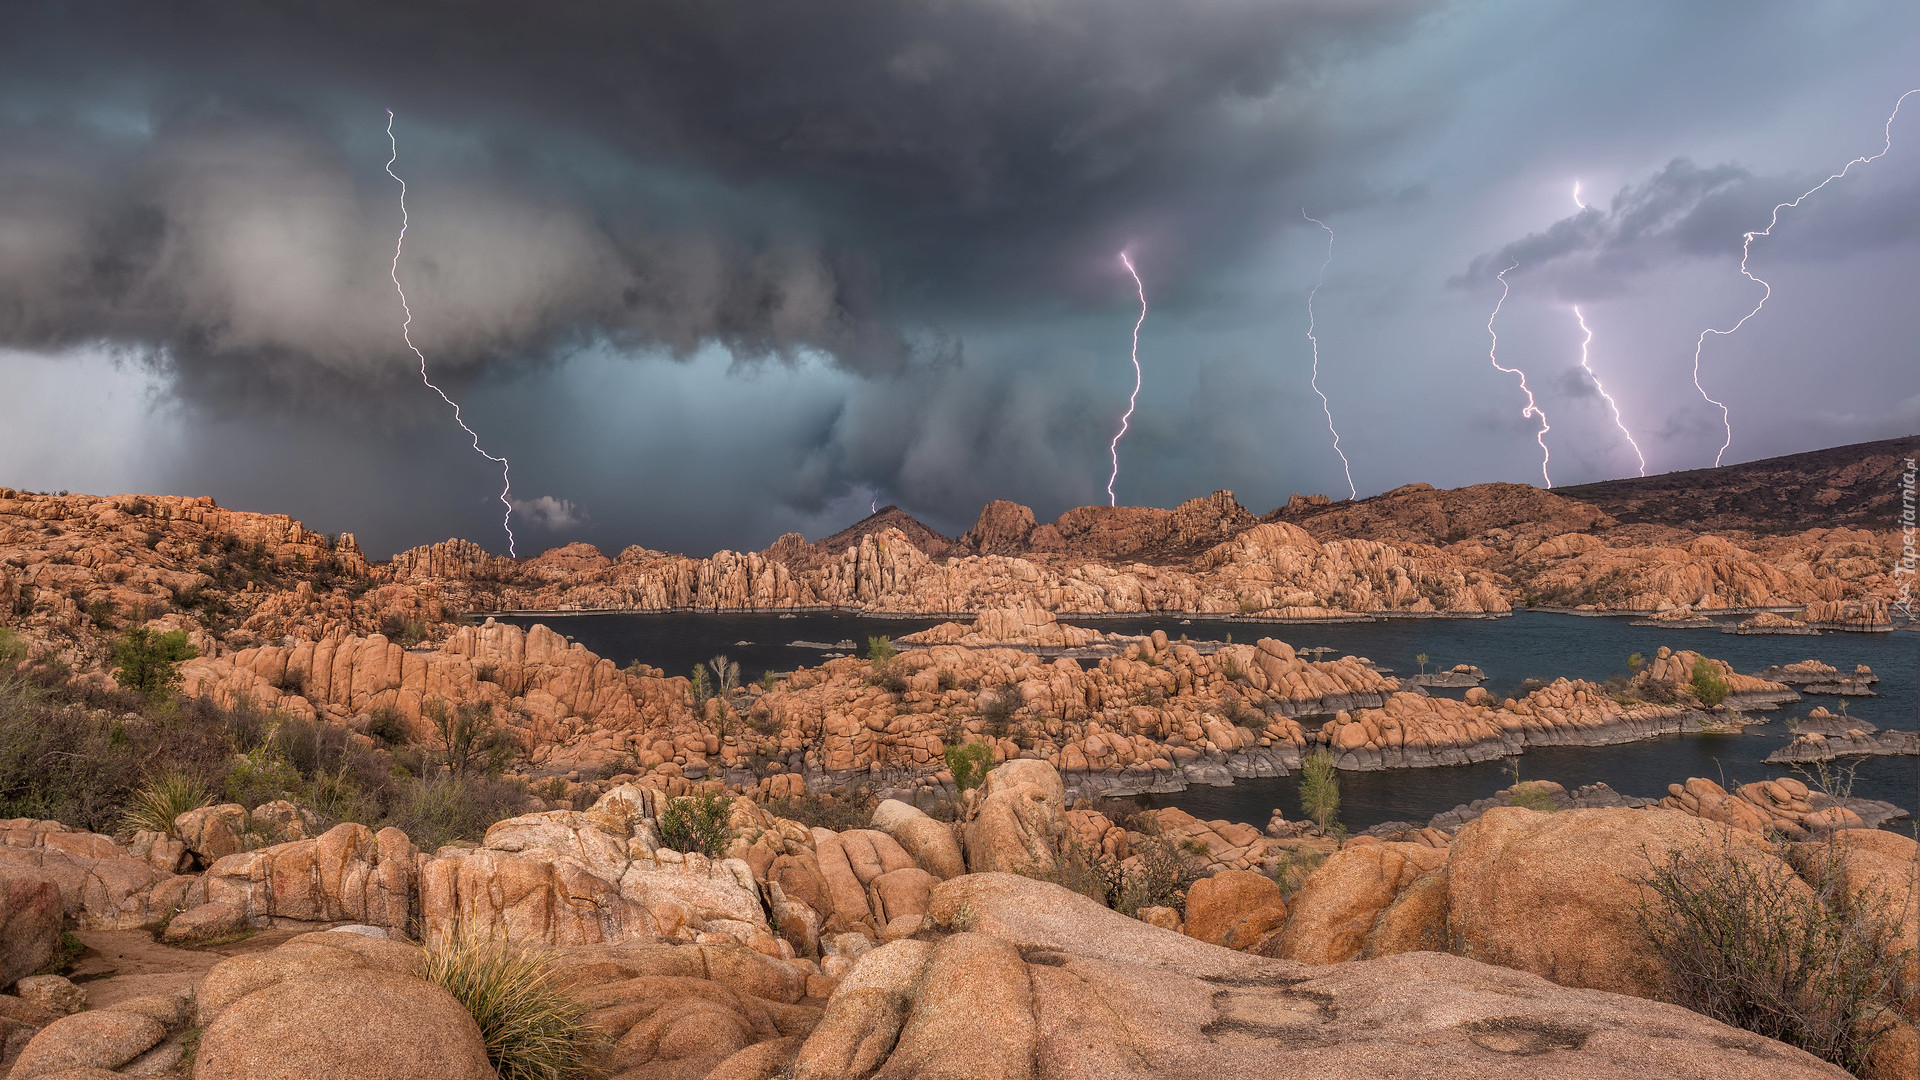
385, 110, 518, 557
1487, 263, 1553, 488
1301, 211, 1357, 500
1107, 252, 1147, 507
1690, 88, 1920, 467
1572, 305, 1646, 476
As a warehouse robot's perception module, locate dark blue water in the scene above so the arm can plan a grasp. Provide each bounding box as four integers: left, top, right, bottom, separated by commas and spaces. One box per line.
499, 610, 1917, 830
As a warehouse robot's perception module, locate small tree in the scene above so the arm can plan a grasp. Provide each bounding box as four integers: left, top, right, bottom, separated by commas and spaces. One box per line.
426, 700, 515, 779
945, 740, 993, 791
1415, 653, 1430, 675
866, 636, 897, 663
688, 665, 711, 708
707, 655, 741, 697
1689, 657, 1730, 708
111, 628, 198, 696
1298, 749, 1341, 832
1627, 651, 1646, 673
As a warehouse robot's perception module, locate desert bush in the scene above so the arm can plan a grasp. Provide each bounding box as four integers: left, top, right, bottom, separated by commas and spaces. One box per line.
423, 936, 600, 1080
763, 786, 877, 832
1634, 832, 1916, 1073
0, 628, 25, 669
386, 774, 529, 852
866, 636, 897, 663
1688, 657, 1730, 708
758, 670, 778, 692
1115, 837, 1209, 917
870, 660, 909, 695
426, 700, 516, 779
110, 627, 197, 696
223, 732, 304, 808
1028, 837, 1124, 907
120, 772, 212, 837
657, 792, 733, 856
688, 665, 711, 708
979, 686, 1019, 734
378, 612, 430, 647
944, 739, 993, 792
1298, 749, 1341, 832
1022, 833, 1205, 918
365, 706, 411, 747
1267, 848, 1328, 903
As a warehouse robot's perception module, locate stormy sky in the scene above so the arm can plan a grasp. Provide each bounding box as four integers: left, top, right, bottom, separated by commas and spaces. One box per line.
2, 1, 1917, 557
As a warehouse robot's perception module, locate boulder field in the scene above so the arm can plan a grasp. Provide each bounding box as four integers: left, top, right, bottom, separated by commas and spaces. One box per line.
2, 759, 1913, 1079
171, 617, 1799, 796
0, 485, 1903, 688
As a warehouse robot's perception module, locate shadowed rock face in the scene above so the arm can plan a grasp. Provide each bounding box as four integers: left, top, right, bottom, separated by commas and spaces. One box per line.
1555, 434, 1920, 536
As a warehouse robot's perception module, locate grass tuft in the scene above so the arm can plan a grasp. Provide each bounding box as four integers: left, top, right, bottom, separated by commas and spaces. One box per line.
424, 935, 601, 1080
121, 771, 213, 837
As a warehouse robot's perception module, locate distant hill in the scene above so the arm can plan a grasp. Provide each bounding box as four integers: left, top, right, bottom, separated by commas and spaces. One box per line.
782, 433, 1919, 566
1554, 434, 1919, 535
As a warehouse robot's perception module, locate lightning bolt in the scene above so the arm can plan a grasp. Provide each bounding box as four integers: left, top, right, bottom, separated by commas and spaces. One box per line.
1487, 263, 1553, 488
385, 109, 517, 557
1107, 252, 1146, 507
1690, 87, 1920, 467
1572, 305, 1647, 477
1572, 180, 1586, 210
1301, 210, 1357, 500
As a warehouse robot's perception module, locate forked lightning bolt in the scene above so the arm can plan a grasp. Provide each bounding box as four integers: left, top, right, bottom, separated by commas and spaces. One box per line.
385, 110, 518, 556
1107, 252, 1147, 507
1690, 87, 1920, 467
1301, 211, 1357, 500
1572, 306, 1646, 477
1487, 264, 1553, 488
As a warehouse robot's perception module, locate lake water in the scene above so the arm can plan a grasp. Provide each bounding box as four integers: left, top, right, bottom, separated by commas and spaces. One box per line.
498, 610, 1918, 831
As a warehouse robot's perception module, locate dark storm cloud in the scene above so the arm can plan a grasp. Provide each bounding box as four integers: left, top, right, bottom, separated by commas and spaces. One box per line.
1456, 155, 1920, 299
0, 0, 1432, 409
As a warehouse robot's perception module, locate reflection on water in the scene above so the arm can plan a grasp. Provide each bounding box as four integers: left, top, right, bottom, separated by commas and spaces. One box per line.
497, 610, 1917, 830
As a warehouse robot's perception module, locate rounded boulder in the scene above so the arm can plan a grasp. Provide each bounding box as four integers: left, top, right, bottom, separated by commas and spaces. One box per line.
193, 968, 493, 1080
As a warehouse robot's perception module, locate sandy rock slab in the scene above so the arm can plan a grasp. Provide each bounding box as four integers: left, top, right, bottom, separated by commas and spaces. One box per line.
776, 872, 1854, 1080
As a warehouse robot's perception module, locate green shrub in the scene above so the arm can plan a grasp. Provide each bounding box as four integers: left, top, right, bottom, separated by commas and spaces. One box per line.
688, 665, 711, 708
945, 740, 994, 792
1689, 658, 1731, 708
657, 792, 732, 856
423, 936, 600, 1080
0, 628, 26, 669
1298, 749, 1341, 831
110, 628, 198, 696
1634, 832, 1915, 1073
866, 636, 897, 663
121, 772, 212, 837
224, 735, 303, 808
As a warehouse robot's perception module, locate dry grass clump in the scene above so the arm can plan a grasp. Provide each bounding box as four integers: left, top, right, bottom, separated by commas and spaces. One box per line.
423, 936, 602, 1080
1635, 831, 1915, 1073
120, 771, 213, 837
